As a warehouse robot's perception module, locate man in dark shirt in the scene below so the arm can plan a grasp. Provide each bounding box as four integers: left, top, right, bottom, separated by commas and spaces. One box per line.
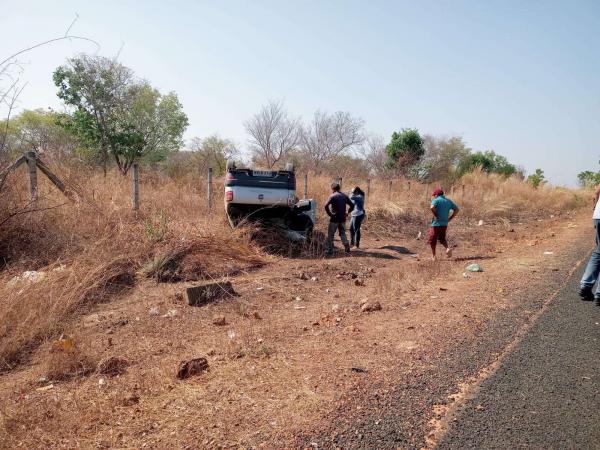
324, 182, 354, 255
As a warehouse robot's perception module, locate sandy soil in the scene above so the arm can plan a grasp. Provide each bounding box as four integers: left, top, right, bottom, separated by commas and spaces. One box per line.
0, 210, 592, 449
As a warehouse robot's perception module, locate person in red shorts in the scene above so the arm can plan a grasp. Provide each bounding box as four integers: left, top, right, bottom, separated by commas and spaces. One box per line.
429, 188, 459, 261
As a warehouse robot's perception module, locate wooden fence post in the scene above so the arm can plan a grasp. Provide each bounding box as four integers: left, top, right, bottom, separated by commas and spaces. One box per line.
207, 167, 213, 211
337, 177, 342, 191
407, 181, 411, 192
132, 163, 140, 211
303, 174, 308, 199
26, 151, 37, 201
366, 178, 371, 199
388, 179, 392, 197
424, 183, 430, 202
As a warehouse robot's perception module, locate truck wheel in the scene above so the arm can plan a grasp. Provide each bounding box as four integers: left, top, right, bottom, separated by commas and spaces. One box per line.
226, 159, 236, 171
284, 162, 294, 172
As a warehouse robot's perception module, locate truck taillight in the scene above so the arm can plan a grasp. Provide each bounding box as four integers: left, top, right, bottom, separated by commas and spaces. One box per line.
226, 191, 233, 202
226, 173, 235, 181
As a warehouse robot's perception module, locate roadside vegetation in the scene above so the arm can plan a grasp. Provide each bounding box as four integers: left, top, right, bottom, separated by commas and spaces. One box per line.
0, 49, 591, 447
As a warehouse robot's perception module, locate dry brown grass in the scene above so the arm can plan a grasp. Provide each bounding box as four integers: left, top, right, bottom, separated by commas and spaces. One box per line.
0, 160, 590, 448
0, 163, 586, 375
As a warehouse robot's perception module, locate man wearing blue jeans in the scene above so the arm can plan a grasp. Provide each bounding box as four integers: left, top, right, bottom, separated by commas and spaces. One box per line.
579, 185, 600, 302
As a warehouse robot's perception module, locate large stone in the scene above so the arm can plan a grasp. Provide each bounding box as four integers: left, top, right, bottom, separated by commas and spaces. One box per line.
186, 281, 237, 307
177, 357, 209, 379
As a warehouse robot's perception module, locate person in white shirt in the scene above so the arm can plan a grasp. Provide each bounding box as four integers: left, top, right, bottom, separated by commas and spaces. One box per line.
579, 185, 600, 302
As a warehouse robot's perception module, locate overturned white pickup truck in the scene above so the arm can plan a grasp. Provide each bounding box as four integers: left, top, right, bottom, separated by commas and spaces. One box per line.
224, 161, 317, 241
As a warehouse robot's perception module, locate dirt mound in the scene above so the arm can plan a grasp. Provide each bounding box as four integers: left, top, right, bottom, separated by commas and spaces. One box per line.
140, 237, 265, 282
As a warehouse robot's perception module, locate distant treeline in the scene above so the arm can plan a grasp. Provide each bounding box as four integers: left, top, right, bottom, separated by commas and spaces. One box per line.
1, 54, 553, 188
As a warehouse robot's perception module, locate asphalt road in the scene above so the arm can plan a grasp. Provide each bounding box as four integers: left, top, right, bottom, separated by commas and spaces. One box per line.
438, 262, 600, 450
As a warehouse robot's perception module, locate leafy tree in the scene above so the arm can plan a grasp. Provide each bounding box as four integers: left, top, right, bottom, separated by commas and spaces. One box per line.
527, 168, 545, 189
577, 170, 600, 187
54, 55, 187, 175
457, 150, 520, 178
0, 109, 77, 160
385, 129, 424, 174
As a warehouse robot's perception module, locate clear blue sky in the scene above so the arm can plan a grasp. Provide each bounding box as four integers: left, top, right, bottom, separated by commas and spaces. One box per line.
2, 0, 599, 185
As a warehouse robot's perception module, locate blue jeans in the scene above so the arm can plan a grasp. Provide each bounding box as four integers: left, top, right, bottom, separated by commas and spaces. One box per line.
349, 214, 365, 247
326, 220, 348, 254
580, 219, 600, 297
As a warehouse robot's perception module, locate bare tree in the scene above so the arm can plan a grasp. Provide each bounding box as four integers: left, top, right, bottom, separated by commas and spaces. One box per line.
300, 110, 365, 171
358, 134, 391, 176
244, 100, 300, 168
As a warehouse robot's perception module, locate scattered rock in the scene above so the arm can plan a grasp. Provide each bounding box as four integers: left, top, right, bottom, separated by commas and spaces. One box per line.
176, 357, 209, 379
478, 220, 484, 226
294, 296, 302, 302
351, 367, 368, 373
98, 378, 107, 387
252, 311, 262, 320
186, 281, 238, 307
212, 316, 227, 326
174, 292, 184, 302
354, 279, 365, 287
310, 276, 319, 282
361, 301, 382, 313
543, 251, 554, 255
466, 263, 483, 272
475, 404, 485, 411
227, 330, 236, 339
162, 309, 178, 318
98, 356, 129, 377
298, 272, 309, 280
256, 287, 264, 291
207, 348, 216, 356
439, 287, 448, 291
36, 384, 54, 392
331, 304, 340, 312
149, 307, 160, 316
122, 393, 140, 406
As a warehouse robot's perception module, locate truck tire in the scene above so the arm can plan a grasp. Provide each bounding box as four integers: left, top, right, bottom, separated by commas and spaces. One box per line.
284, 162, 294, 172
226, 159, 236, 171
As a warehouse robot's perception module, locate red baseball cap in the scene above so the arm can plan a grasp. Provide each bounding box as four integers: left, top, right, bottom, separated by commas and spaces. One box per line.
432, 188, 444, 196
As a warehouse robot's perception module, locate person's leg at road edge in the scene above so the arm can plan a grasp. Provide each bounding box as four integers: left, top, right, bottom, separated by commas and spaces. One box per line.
579, 219, 600, 301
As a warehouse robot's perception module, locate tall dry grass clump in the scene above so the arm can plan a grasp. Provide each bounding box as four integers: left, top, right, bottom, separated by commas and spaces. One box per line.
0, 161, 586, 372
0, 161, 266, 372
457, 170, 585, 221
